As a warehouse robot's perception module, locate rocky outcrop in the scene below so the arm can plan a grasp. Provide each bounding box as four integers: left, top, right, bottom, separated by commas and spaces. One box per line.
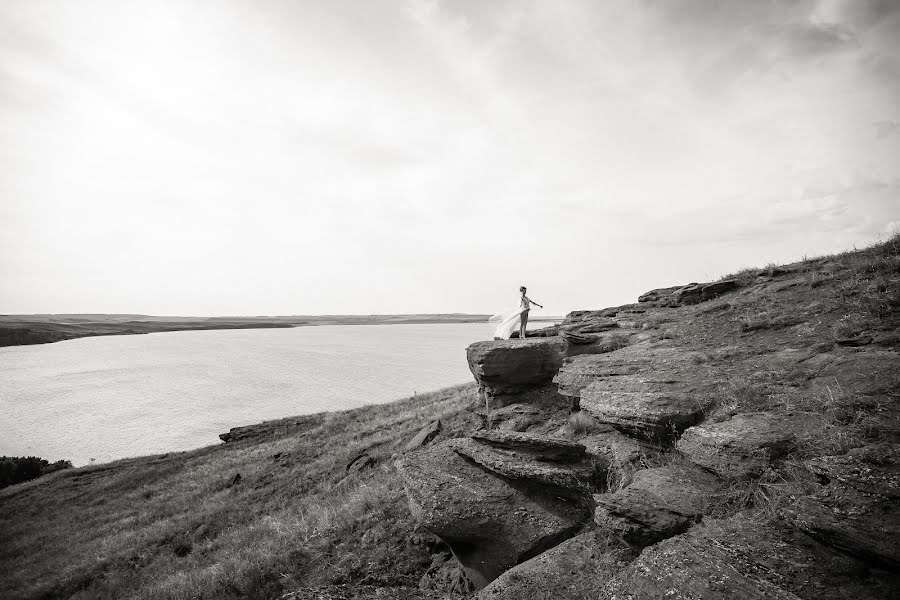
477, 530, 634, 600
600, 515, 898, 600
637, 279, 739, 307
678, 412, 826, 479
399, 242, 900, 597
780, 444, 900, 569
593, 461, 722, 547
396, 440, 593, 589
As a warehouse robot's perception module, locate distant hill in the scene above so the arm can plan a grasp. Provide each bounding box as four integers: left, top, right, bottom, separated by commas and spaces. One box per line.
0, 313, 494, 347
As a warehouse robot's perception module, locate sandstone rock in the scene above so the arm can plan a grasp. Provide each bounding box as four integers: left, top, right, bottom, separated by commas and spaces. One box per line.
581, 386, 709, 442
675, 283, 704, 305
809, 350, 900, 399
467, 338, 569, 407
477, 530, 634, 600
678, 412, 825, 479
561, 330, 597, 345
781, 444, 900, 569
451, 438, 598, 492
581, 430, 644, 490
554, 346, 718, 401
593, 462, 721, 546
406, 420, 442, 451
470, 430, 586, 461
397, 442, 592, 589
483, 403, 544, 432
638, 285, 683, 303
598, 514, 896, 600
467, 338, 568, 389
701, 279, 739, 299
638, 280, 737, 307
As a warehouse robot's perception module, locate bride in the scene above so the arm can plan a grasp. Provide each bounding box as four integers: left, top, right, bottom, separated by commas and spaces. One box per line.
490, 286, 544, 340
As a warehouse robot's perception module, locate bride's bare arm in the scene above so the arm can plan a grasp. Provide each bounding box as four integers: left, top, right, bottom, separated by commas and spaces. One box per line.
527, 296, 543, 308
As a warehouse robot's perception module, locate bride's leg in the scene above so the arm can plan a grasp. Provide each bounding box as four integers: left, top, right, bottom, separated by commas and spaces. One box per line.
520, 311, 528, 339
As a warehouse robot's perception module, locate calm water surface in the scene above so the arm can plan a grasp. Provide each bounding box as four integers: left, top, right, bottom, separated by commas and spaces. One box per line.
0, 323, 505, 466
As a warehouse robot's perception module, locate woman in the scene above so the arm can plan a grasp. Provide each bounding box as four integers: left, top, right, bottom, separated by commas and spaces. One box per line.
517, 286, 543, 339
490, 286, 544, 340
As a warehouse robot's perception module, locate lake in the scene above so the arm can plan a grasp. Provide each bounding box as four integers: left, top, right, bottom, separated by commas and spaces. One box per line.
0, 322, 513, 466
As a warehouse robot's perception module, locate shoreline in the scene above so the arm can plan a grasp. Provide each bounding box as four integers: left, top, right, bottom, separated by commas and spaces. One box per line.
0, 313, 513, 347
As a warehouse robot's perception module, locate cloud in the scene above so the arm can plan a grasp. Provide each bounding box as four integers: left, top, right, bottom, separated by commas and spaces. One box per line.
0, 0, 898, 314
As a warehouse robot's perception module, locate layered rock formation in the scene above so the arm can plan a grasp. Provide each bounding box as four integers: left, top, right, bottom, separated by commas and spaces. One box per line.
398, 253, 900, 598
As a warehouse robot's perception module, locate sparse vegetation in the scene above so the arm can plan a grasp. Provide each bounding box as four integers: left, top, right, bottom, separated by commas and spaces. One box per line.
0, 384, 479, 600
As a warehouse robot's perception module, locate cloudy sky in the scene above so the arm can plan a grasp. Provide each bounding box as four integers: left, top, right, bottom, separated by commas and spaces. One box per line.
1, 0, 898, 316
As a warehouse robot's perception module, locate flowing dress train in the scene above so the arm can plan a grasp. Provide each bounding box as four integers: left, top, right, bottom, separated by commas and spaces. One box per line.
489, 307, 526, 340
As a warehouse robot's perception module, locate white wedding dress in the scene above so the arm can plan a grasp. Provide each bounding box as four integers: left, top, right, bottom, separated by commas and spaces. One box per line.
489, 306, 526, 340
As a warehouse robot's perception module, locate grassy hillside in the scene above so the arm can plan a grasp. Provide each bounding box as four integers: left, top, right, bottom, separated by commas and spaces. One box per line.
1, 234, 897, 599
0, 384, 480, 599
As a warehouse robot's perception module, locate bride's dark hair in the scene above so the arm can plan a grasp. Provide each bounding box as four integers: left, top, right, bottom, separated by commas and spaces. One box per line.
519, 286, 526, 292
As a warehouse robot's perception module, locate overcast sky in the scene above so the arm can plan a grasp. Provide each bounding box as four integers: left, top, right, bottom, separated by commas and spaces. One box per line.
1, 0, 898, 316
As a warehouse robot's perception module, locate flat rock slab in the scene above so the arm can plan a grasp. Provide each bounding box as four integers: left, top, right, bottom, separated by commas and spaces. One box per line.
450, 438, 598, 492
554, 346, 720, 400
809, 350, 900, 399
405, 419, 442, 451
600, 515, 896, 600
679, 412, 825, 478
781, 443, 900, 569
477, 530, 634, 600
594, 462, 721, 547
397, 442, 591, 589
471, 430, 586, 461
580, 386, 708, 442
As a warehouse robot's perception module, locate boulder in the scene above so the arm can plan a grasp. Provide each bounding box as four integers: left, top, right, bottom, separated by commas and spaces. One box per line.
406, 420, 442, 451
397, 442, 592, 589
467, 338, 569, 407
679, 412, 825, 479
780, 443, 900, 569
450, 437, 598, 492
593, 462, 721, 547
467, 338, 568, 389
477, 530, 634, 600
580, 386, 708, 442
